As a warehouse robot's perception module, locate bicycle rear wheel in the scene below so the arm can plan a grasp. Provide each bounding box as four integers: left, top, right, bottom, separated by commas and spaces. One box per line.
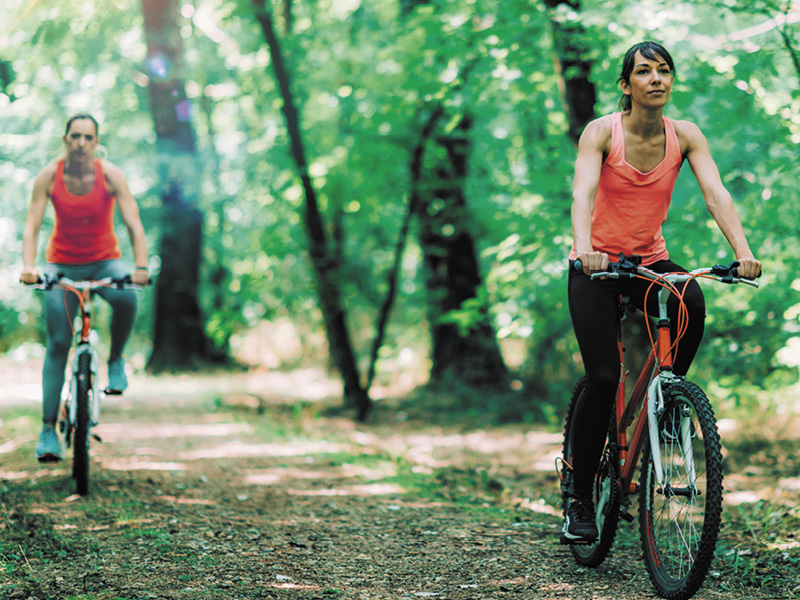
73, 351, 92, 496
639, 380, 723, 600
562, 377, 621, 567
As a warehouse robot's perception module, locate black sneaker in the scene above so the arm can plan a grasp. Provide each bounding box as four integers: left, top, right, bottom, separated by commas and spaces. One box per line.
561, 495, 598, 544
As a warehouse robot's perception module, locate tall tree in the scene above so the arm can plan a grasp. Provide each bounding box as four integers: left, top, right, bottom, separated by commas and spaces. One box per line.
253, 0, 371, 420
417, 111, 509, 385
401, 0, 509, 386
544, 0, 597, 143
140, 0, 214, 370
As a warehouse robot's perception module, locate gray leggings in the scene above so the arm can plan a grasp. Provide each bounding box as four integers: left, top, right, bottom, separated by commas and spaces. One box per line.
42, 260, 138, 424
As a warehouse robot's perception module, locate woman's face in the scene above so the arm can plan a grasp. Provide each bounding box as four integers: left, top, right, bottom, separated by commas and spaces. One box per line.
63, 118, 99, 159
621, 50, 673, 109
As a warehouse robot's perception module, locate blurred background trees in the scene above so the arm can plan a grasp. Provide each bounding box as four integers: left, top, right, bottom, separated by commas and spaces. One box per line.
1, 0, 798, 420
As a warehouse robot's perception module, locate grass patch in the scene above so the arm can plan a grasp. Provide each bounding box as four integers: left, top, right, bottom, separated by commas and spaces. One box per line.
715, 500, 800, 597
0, 406, 40, 436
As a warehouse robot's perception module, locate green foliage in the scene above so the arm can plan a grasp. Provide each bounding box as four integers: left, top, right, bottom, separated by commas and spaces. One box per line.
0, 0, 797, 412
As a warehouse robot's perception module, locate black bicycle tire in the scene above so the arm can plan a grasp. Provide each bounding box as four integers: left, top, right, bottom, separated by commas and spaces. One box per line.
639, 380, 723, 600
562, 377, 621, 567
73, 352, 92, 496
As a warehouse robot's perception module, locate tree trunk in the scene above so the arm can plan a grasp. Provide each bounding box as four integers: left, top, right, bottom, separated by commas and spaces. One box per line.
141, 0, 214, 371
366, 105, 444, 391
544, 0, 597, 144
253, 0, 371, 420
416, 113, 508, 387
397, 0, 507, 387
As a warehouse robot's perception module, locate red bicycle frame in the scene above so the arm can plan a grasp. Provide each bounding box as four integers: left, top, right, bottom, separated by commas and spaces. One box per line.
615, 339, 661, 495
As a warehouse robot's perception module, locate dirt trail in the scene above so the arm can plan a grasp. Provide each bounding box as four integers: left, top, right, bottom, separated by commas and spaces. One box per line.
1, 367, 796, 599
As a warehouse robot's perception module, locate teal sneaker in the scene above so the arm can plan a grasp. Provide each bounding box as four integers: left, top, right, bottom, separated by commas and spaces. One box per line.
106, 357, 128, 394
35, 426, 61, 462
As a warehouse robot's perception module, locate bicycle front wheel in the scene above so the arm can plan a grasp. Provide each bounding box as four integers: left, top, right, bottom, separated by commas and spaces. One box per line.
639, 380, 723, 600
73, 351, 92, 496
562, 377, 621, 567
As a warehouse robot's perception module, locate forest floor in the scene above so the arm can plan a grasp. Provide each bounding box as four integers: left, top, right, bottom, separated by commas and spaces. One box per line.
1, 360, 799, 600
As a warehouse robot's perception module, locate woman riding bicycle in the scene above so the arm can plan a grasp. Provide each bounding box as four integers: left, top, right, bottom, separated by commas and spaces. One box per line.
564, 41, 761, 543
20, 113, 149, 462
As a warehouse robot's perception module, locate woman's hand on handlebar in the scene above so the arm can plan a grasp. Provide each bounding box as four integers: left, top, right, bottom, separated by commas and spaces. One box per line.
736, 256, 762, 280
131, 269, 150, 286
576, 251, 609, 276
20, 270, 39, 285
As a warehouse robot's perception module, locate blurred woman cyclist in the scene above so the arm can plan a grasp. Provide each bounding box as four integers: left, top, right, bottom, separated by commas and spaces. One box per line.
564, 41, 761, 542
21, 113, 149, 462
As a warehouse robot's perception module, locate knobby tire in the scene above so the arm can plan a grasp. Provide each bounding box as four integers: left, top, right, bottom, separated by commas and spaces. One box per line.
639, 380, 723, 600
73, 352, 92, 496
562, 377, 621, 567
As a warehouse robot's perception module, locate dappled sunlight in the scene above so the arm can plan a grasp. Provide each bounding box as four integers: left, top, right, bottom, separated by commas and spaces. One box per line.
515, 496, 561, 517
243, 468, 344, 486
243, 472, 282, 485
0, 439, 28, 454
371, 428, 562, 472
284, 482, 406, 497
0, 467, 68, 481
159, 495, 215, 506
101, 459, 188, 472
0, 470, 32, 480
725, 490, 763, 505
340, 461, 398, 480
54, 518, 158, 531
269, 582, 321, 591
778, 477, 800, 491
127, 367, 343, 403
179, 440, 343, 460
537, 582, 576, 594
97, 422, 251, 441
532, 449, 564, 473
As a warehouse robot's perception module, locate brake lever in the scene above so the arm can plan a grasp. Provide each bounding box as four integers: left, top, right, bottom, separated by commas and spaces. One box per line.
589, 272, 620, 280
711, 261, 740, 283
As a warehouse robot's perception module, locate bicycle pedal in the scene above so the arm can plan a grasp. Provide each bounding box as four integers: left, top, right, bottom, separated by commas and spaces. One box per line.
92, 433, 103, 443
620, 511, 634, 523
103, 388, 123, 396
560, 534, 596, 546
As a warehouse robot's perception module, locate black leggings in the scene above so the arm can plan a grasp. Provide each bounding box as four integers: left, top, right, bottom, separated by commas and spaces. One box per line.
567, 259, 706, 498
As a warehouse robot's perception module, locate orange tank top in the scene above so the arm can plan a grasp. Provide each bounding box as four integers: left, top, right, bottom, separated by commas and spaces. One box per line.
46, 159, 122, 264
570, 112, 683, 266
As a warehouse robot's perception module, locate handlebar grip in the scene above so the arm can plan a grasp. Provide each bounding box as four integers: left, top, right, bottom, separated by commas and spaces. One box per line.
572, 259, 583, 272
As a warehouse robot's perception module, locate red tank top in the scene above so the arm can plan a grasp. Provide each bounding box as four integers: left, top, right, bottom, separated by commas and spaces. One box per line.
46, 159, 122, 264
570, 112, 683, 265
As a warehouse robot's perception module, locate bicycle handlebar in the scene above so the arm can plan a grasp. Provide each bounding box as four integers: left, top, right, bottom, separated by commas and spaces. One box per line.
24, 273, 151, 290
572, 253, 760, 288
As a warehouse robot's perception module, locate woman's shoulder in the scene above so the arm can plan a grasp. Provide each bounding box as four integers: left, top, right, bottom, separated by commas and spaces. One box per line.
668, 118, 705, 154
99, 159, 125, 182
34, 159, 61, 185
579, 114, 614, 155
585, 113, 616, 134
668, 118, 704, 140
99, 159, 130, 195
579, 114, 615, 149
